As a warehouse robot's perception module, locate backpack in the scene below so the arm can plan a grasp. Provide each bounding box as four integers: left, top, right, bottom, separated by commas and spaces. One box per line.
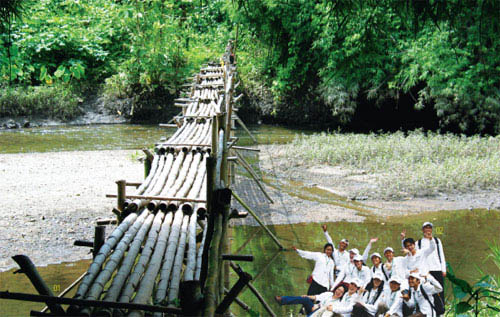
418, 237, 442, 264
420, 284, 445, 315
372, 265, 389, 280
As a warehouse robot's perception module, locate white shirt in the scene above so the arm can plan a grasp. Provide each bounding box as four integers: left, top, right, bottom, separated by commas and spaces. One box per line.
381, 288, 404, 316
417, 237, 446, 273
297, 249, 335, 289
405, 275, 443, 317
324, 231, 350, 269
359, 286, 384, 315
385, 256, 406, 280
402, 240, 436, 277
371, 264, 390, 282
311, 292, 359, 317
332, 263, 372, 290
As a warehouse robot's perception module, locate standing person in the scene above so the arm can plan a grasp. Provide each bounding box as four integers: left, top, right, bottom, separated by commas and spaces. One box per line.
401, 237, 436, 278
292, 244, 336, 295
401, 273, 443, 317
333, 241, 376, 290
414, 222, 446, 313
274, 284, 348, 316
323, 224, 350, 275
383, 247, 408, 290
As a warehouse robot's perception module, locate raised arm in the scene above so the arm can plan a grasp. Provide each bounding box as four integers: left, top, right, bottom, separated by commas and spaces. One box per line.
296, 248, 322, 261
362, 238, 378, 263
422, 238, 436, 259
422, 274, 443, 295
322, 224, 334, 246
438, 238, 446, 275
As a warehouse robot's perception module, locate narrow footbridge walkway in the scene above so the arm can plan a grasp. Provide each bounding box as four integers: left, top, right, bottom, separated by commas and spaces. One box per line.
0, 42, 283, 316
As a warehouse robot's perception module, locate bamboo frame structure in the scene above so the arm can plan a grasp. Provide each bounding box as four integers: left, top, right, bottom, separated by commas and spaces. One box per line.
2, 41, 284, 317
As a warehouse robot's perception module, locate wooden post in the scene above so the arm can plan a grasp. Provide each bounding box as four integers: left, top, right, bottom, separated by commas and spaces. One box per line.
116, 180, 126, 213
93, 226, 106, 259
11, 255, 66, 316
215, 269, 252, 314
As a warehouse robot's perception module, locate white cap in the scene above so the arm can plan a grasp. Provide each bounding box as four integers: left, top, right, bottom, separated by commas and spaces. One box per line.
409, 273, 421, 280
384, 247, 394, 254
371, 252, 382, 259
353, 254, 363, 262
349, 248, 360, 255
389, 276, 402, 284
340, 238, 349, 245
350, 278, 362, 287
372, 272, 384, 281
422, 222, 433, 228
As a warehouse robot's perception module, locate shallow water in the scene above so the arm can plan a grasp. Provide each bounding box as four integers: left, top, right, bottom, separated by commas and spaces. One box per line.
0, 123, 310, 153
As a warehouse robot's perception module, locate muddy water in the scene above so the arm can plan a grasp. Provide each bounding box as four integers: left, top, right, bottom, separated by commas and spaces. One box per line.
231, 209, 500, 316
0, 260, 91, 316
0, 123, 309, 153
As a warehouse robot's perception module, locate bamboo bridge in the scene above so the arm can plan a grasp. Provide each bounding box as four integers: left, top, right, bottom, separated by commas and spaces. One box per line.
0, 42, 284, 316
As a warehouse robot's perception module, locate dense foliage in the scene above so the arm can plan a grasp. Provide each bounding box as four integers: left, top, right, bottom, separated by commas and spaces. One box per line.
1, 0, 500, 133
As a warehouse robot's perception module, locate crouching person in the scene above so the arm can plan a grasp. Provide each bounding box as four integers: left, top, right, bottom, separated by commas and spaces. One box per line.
378, 276, 404, 317
311, 278, 363, 317
275, 284, 348, 316
402, 273, 443, 317
352, 272, 385, 316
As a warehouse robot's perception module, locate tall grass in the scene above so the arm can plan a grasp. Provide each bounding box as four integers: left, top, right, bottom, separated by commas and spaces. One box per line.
280, 131, 500, 198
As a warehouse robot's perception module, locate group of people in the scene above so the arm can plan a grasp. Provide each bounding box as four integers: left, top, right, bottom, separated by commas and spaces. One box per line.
274, 222, 446, 317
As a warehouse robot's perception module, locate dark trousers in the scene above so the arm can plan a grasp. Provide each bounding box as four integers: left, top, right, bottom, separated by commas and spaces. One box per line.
280, 296, 315, 315
429, 270, 445, 313
307, 278, 328, 295
352, 303, 373, 317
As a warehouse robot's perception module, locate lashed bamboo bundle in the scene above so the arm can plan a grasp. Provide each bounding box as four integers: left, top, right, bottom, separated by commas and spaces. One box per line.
82, 210, 149, 303
170, 152, 202, 211
67, 212, 140, 314
128, 211, 173, 317
99, 211, 154, 308
158, 152, 193, 211
154, 151, 186, 211
119, 211, 165, 304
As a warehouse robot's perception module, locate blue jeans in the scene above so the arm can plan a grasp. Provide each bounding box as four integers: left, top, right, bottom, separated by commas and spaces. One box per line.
280, 296, 314, 315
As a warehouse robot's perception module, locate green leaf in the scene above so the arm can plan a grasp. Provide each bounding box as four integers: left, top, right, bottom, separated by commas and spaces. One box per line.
456, 302, 473, 314
247, 309, 260, 317
447, 271, 473, 294
54, 65, 66, 78
487, 304, 500, 312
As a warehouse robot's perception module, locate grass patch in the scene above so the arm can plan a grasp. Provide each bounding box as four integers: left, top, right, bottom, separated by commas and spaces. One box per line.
0, 85, 82, 120
279, 130, 500, 198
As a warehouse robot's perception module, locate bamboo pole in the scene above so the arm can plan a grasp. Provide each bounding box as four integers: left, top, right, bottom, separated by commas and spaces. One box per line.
154, 209, 184, 307
195, 221, 207, 281
128, 211, 173, 317
106, 194, 206, 203
184, 210, 198, 281
231, 191, 284, 250
167, 214, 190, 302
233, 113, 257, 144
156, 151, 186, 211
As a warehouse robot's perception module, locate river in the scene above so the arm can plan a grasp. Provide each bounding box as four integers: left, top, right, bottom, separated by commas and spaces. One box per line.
0, 123, 498, 316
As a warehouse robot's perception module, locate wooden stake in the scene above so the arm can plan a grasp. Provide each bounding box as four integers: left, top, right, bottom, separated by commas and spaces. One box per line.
116, 180, 126, 212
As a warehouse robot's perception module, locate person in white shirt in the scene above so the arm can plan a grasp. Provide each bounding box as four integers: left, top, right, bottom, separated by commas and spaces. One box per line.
292, 244, 336, 295
370, 253, 390, 283
383, 247, 408, 290
311, 278, 362, 317
334, 254, 372, 290
275, 284, 348, 316
352, 272, 385, 316
402, 273, 443, 317
332, 240, 377, 290
413, 222, 446, 313
322, 224, 351, 275
379, 276, 404, 317
401, 237, 436, 278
